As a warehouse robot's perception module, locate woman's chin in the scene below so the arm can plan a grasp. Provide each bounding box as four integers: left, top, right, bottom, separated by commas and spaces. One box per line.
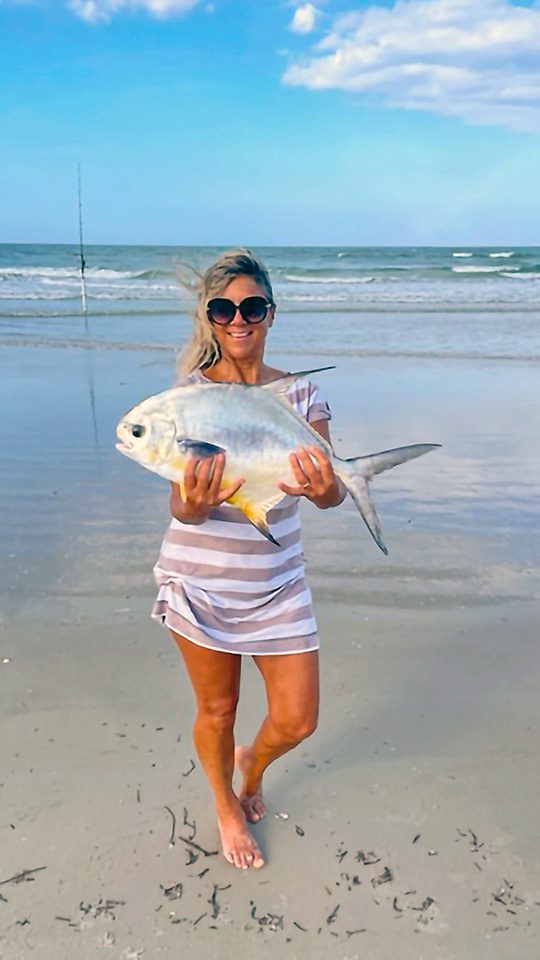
223, 344, 260, 362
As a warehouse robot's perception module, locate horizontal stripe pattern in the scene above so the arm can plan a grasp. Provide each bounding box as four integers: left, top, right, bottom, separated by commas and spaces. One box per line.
152, 374, 330, 656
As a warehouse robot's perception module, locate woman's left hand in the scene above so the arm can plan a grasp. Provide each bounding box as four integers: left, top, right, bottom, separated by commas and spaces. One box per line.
278, 445, 346, 509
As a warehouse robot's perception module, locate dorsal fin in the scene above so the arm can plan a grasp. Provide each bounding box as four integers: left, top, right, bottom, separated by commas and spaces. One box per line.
262, 365, 335, 402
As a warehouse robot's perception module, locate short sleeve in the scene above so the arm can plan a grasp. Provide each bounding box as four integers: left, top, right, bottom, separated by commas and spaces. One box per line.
306, 382, 332, 423
285, 377, 332, 423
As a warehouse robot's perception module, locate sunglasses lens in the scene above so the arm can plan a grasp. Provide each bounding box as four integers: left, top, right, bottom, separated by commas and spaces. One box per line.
239, 296, 268, 323
207, 298, 236, 324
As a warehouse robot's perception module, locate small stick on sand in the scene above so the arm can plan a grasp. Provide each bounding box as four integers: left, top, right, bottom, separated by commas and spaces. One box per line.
0, 866, 47, 887
183, 807, 196, 840
164, 806, 177, 846
178, 835, 218, 857
326, 904, 340, 924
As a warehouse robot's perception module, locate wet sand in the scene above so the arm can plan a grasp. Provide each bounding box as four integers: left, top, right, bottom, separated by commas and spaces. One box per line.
1, 341, 540, 958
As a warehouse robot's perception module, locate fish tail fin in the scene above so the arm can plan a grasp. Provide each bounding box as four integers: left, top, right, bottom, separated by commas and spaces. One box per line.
227, 492, 281, 546
335, 443, 441, 554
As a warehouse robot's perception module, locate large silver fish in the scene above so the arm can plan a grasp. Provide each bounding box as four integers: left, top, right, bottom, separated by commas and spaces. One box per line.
115, 369, 440, 554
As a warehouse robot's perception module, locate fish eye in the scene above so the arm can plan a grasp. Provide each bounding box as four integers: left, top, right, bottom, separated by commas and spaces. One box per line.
131, 424, 146, 438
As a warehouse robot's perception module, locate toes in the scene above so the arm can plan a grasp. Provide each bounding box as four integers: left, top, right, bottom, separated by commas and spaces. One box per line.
252, 849, 265, 869
240, 794, 266, 823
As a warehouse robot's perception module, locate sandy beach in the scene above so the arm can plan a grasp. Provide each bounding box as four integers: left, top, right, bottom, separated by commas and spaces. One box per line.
2, 331, 540, 959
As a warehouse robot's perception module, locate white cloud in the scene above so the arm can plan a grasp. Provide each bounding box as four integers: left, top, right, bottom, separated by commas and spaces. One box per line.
283, 0, 540, 132
68, 0, 201, 23
290, 3, 319, 34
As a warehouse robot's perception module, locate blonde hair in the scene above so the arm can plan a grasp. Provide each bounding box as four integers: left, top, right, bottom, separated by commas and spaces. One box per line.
176, 248, 274, 377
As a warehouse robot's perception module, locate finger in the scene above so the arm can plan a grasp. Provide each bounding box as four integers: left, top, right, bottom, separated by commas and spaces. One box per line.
183, 456, 201, 492
194, 454, 215, 487
217, 476, 245, 503
308, 445, 335, 482
288, 451, 310, 486
294, 447, 322, 483
208, 453, 225, 498
308, 445, 331, 467
172, 482, 183, 505
278, 481, 307, 497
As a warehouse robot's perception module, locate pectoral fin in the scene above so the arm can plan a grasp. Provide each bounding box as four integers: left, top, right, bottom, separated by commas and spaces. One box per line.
176, 438, 226, 458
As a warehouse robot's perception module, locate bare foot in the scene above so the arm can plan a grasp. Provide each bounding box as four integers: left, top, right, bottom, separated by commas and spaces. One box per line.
235, 745, 267, 823
217, 801, 264, 870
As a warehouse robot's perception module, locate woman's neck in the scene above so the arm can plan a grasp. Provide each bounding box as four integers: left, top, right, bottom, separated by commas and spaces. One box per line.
202, 357, 281, 385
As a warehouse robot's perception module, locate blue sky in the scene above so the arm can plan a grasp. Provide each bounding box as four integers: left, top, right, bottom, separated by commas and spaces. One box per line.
1, 0, 539, 245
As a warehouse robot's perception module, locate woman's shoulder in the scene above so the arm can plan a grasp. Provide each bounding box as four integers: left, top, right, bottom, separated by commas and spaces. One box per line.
285, 376, 332, 423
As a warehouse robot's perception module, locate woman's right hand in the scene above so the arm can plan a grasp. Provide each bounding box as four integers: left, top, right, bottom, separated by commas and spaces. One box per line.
169, 453, 245, 524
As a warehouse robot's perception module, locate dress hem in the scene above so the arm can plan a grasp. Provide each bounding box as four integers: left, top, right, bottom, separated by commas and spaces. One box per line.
151, 610, 319, 657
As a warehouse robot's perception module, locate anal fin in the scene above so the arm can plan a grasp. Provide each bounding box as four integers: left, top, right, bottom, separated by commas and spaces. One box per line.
227, 492, 281, 546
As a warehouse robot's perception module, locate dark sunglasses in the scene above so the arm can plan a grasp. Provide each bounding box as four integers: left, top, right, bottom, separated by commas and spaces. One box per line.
206, 296, 273, 325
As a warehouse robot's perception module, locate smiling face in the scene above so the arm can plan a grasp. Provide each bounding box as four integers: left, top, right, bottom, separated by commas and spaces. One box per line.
209, 275, 275, 366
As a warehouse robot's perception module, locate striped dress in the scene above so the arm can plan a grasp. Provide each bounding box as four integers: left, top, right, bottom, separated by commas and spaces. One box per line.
151, 371, 331, 656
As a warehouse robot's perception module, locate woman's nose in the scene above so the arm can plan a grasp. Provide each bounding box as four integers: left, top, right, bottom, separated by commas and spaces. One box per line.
229, 308, 248, 325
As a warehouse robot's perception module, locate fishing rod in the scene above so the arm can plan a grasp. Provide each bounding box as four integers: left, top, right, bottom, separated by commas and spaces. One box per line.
77, 162, 88, 323
77, 162, 100, 460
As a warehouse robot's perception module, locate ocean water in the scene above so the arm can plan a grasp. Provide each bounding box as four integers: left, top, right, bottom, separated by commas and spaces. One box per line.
1, 243, 540, 361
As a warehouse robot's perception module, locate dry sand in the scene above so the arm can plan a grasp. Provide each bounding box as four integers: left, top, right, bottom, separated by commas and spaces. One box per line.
1, 344, 540, 958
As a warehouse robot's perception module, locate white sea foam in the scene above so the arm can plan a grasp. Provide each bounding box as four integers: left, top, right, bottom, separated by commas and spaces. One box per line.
284, 274, 376, 284
452, 265, 519, 274
281, 293, 349, 302
0, 266, 139, 279
500, 271, 539, 280
489, 252, 514, 258
452, 252, 473, 257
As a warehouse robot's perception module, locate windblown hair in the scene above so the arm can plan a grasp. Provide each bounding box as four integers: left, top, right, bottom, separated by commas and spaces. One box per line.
176, 248, 274, 377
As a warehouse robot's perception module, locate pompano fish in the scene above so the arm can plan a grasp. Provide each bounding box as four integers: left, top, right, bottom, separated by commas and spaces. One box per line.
115, 368, 440, 554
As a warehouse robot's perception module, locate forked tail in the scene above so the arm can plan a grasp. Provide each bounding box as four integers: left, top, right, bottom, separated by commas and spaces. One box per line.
335, 443, 440, 554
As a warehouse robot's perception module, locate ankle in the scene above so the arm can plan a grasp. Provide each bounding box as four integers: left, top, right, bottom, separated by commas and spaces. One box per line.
242, 773, 263, 797
216, 795, 242, 818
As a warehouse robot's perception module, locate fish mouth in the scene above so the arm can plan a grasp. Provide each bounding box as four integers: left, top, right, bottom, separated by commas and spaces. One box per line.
116, 439, 133, 453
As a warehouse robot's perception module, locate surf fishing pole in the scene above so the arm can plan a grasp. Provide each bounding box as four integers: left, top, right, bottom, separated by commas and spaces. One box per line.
77, 163, 100, 460
77, 162, 88, 323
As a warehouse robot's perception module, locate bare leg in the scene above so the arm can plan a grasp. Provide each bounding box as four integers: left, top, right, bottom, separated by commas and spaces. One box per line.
171, 631, 264, 869
236, 650, 319, 823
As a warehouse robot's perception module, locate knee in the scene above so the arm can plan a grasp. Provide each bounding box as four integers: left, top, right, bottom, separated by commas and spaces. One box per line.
197, 697, 238, 734
272, 710, 318, 745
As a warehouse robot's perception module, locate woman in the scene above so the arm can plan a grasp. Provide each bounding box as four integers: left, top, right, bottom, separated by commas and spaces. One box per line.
152, 249, 345, 870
